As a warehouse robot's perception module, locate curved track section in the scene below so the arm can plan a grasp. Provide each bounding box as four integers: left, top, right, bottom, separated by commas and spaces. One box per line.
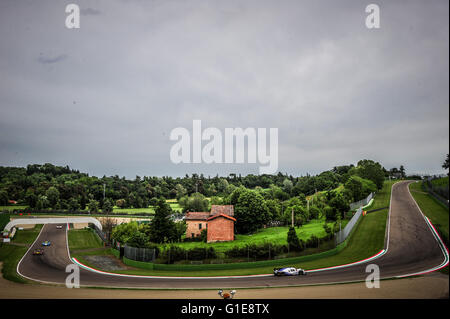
17, 181, 448, 289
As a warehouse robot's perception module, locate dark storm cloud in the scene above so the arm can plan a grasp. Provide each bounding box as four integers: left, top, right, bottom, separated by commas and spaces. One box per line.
37, 54, 68, 64
0, 0, 448, 178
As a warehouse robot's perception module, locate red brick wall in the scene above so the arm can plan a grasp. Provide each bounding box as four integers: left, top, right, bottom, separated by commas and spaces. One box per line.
207, 217, 234, 242
186, 221, 207, 238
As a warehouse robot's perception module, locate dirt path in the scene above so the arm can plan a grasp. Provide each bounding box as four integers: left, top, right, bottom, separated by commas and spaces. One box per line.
0, 262, 447, 299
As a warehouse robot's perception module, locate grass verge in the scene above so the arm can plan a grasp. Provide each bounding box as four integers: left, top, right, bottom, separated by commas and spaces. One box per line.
68, 228, 104, 251
409, 181, 449, 274
0, 225, 43, 283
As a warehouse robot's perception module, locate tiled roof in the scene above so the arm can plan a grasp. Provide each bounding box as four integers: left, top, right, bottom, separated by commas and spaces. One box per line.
206, 213, 236, 222
210, 205, 234, 216
185, 212, 210, 221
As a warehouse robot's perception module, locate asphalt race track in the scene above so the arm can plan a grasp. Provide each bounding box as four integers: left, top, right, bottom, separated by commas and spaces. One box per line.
16, 181, 448, 289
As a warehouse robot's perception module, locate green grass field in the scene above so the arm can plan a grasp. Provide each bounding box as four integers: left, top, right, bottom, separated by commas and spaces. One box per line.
0, 225, 43, 283
12, 225, 43, 244
112, 201, 183, 214
68, 229, 104, 251
409, 181, 449, 242
0, 206, 27, 212
431, 176, 449, 188
409, 181, 449, 274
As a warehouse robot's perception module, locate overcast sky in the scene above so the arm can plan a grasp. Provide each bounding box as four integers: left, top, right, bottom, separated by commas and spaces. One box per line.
0, 0, 448, 178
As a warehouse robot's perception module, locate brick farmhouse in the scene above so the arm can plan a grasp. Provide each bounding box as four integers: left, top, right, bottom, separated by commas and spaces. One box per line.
184, 205, 235, 243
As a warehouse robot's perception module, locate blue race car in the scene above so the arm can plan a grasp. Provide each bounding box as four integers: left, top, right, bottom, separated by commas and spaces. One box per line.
42, 240, 51, 246
273, 267, 307, 276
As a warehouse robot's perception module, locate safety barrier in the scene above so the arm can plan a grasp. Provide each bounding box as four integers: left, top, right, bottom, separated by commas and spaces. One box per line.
349, 192, 374, 211
335, 207, 363, 245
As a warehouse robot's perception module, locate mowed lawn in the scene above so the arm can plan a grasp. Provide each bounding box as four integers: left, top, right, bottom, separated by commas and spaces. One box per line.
112, 201, 183, 214
0, 225, 43, 283
12, 224, 43, 244
68, 229, 104, 251
409, 181, 449, 240
0, 205, 28, 212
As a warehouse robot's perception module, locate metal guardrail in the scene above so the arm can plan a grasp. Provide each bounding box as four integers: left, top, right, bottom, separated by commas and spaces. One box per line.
349, 192, 374, 211
335, 207, 363, 245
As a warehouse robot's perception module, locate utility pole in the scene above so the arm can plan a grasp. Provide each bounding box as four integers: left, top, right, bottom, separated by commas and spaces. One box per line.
291, 207, 294, 228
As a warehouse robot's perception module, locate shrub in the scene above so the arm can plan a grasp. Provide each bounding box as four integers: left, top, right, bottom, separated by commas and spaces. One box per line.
200, 229, 207, 243
324, 206, 337, 221
287, 227, 302, 251
309, 206, 322, 219
306, 234, 320, 248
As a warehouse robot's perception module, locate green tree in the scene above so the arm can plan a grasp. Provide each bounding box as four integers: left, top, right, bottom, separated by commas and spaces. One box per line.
127, 231, 149, 248
102, 198, 114, 213
179, 192, 209, 213
68, 197, 80, 211
443, 154, 449, 171
0, 190, 8, 206
111, 221, 139, 243
234, 189, 270, 234
324, 205, 337, 221
115, 199, 126, 209
88, 199, 99, 213
287, 227, 303, 251
350, 159, 385, 190
344, 175, 377, 202
329, 194, 349, 219
36, 195, 50, 210
175, 184, 187, 201
149, 198, 178, 243
399, 165, 406, 178
45, 186, 60, 209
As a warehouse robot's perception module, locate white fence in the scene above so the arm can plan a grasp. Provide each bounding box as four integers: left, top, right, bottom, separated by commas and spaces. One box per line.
335, 207, 363, 245
349, 192, 374, 211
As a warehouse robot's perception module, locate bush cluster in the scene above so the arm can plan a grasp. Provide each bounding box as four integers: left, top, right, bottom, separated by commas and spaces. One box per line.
224, 243, 288, 259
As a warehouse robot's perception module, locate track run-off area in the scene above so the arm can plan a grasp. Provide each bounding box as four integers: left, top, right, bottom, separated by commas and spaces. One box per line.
15, 181, 449, 289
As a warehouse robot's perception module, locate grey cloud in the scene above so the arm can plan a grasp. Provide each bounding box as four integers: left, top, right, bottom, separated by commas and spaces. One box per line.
37, 54, 68, 64
0, 0, 448, 178
81, 8, 101, 15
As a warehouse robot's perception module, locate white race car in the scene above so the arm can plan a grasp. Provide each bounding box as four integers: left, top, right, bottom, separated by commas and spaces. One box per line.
56, 225, 63, 229
274, 267, 307, 276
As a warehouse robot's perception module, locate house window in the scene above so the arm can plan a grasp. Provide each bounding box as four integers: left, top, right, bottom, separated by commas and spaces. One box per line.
199, 223, 202, 230
191, 233, 194, 238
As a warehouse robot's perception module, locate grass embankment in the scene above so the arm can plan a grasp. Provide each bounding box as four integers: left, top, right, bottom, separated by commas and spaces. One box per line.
0, 224, 43, 283
67, 228, 117, 267
409, 181, 449, 274
68, 229, 104, 251
73, 181, 396, 277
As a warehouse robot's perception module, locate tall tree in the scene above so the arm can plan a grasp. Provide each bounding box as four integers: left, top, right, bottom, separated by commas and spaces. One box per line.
443, 154, 449, 172
399, 165, 406, 178
234, 189, 270, 234
149, 199, 178, 243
